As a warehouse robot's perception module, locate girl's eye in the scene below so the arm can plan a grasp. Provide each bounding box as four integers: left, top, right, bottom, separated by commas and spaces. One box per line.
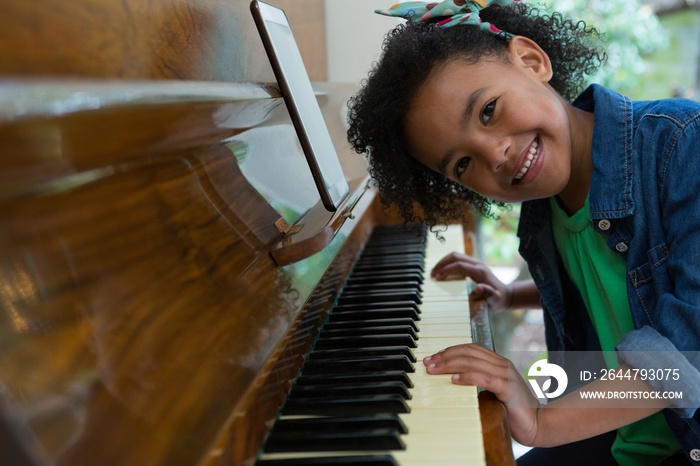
481, 100, 496, 125
454, 157, 471, 178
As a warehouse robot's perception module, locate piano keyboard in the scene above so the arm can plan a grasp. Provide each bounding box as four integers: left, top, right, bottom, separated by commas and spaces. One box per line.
255, 224, 486, 466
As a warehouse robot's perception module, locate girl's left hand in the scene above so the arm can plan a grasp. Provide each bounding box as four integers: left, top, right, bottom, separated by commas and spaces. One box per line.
423, 343, 541, 446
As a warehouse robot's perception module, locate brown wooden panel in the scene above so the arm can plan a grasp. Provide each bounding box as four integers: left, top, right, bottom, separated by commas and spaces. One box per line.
0, 151, 288, 465
0, 0, 326, 82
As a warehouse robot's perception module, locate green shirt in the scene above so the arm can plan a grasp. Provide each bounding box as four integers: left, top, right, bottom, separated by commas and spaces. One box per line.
550, 195, 681, 465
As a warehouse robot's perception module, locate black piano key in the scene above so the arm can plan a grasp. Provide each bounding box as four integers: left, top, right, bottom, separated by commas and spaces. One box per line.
342, 280, 422, 293
256, 455, 400, 466
313, 335, 417, 350
345, 272, 423, 286
321, 318, 418, 332
369, 227, 425, 237
368, 233, 423, 242
365, 236, 424, 244
307, 346, 416, 363
355, 255, 424, 264
263, 428, 405, 453
363, 233, 424, 243
349, 270, 422, 279
352, 261, 424, 272
363, 241, 419, 249
282, 395, 410, 416
356, 250, 423, 259
337, 291, 422, 306
320, 325, 419, 341
350, 264, 423, 274
326, 308, 420, 322
370, 225, 426, 238
362, 236, 423, 245
271, 415, 409, 435
359, 249, 424, 259
289, 381, 411, 399
361, 240, 424, 249
295, 371, 414, 389
332, 301, 420, 313
352, 258, 423, 267
255, 225, 431, 466
300, 355, 415, 374
357, 244, 423, 253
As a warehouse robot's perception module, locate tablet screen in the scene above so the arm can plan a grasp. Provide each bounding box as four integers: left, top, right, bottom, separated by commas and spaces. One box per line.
251, 0, 350, 212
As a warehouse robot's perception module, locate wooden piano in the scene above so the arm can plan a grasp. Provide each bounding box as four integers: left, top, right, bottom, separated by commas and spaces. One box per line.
0, 1, 514, 465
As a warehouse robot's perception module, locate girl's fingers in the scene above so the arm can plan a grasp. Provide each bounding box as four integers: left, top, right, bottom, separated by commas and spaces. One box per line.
430, 252, 482, 278
431, 260, 493, 282
450, 368, 510, 396
422, 344, 541, 443
424, 343, 507, 372
431, 262, 477, 280
431, 251, 477, 270
423, 345, 512, 396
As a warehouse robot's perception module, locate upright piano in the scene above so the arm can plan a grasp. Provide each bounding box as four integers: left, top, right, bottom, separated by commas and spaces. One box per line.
0, 1, 514, 465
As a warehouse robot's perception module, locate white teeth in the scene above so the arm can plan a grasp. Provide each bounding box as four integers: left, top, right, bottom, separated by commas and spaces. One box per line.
514, 139, 539, 181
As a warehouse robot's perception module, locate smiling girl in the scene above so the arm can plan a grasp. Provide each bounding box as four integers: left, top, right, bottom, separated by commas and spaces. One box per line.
346, 1, 700, 464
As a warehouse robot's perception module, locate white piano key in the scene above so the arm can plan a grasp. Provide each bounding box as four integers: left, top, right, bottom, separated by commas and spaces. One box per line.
395, 224, 486, 466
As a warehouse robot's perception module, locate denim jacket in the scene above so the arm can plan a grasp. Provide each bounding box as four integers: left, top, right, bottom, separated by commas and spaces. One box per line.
517, 84, 700, 460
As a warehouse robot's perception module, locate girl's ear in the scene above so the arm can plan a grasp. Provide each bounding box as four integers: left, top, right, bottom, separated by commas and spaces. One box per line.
508, 36, 553, 82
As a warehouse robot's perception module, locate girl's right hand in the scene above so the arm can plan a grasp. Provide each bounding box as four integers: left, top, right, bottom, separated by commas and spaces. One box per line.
430, 251, 512, 311
424, 343, 540, 446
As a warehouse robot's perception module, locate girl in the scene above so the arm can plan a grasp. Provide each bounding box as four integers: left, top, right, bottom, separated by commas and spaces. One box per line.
346, 1, 700, 464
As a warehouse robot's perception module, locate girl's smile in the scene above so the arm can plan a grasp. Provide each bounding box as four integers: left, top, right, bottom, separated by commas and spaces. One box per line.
512, 137, 541, 184
403, 36, 595, 212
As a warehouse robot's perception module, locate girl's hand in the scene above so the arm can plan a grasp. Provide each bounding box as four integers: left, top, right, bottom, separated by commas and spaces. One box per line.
430, 252, 512, 311
423, 343, 541, 446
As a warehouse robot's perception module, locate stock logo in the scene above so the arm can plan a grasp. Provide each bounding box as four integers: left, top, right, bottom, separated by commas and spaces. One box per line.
527, 359, 568, 400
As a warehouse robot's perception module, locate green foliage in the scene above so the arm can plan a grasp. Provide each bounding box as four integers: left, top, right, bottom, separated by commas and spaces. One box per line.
539, 0, 669, 93
479, 204, 521, 265
632, 10, 700, 100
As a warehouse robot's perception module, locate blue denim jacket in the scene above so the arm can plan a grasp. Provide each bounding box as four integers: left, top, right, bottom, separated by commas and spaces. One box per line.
517, 84, 700, 459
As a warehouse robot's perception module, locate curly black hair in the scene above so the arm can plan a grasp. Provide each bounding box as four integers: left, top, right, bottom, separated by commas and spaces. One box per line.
346, 2, 606, 229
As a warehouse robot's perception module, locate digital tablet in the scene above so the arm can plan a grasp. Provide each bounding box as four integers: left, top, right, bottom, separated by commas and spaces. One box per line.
251, 0, 350, 212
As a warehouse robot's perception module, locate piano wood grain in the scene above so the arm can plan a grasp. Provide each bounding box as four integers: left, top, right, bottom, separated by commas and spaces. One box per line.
0, 0, 326, 83
0, 78, 371, 466
0, 0, 514, 463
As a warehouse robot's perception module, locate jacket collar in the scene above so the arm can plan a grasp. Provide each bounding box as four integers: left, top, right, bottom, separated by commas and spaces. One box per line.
573, 84, 635, 220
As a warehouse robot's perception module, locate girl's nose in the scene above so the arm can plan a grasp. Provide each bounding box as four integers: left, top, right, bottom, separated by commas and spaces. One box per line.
480, 137, 510, 173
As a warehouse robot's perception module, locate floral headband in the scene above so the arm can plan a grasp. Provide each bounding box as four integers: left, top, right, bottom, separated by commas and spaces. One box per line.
375, 0, 517, 38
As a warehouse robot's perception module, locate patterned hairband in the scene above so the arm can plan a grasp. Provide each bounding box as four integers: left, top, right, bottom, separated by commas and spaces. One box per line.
375, 0, 517, 38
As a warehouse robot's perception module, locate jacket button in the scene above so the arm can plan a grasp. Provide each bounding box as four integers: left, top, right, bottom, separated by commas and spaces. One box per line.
615, 242, 628, 253
598, 219, 612, 231
690, 449, 700, 461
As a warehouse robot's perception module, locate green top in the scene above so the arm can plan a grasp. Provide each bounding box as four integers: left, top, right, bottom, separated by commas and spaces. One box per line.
550, 195, 681, 465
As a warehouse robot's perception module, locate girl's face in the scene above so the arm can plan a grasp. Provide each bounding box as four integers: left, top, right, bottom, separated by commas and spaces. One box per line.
404, 37, 594, 208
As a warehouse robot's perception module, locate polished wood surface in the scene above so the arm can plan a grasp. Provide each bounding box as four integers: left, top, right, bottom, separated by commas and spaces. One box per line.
0, 0, 513, 464
0, 0, 326, 82
0, 78, 369, 466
